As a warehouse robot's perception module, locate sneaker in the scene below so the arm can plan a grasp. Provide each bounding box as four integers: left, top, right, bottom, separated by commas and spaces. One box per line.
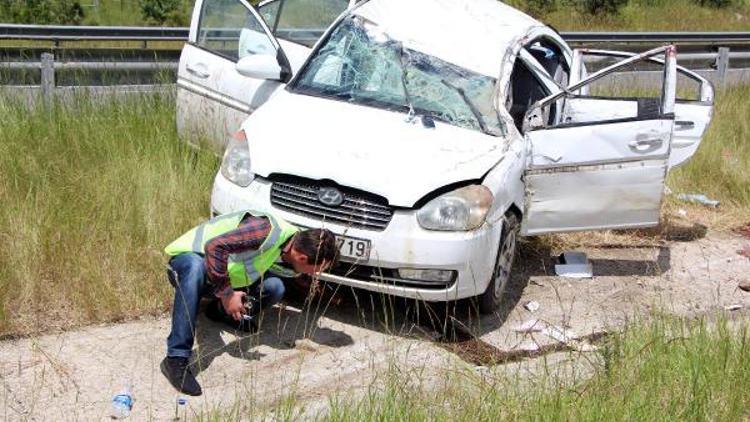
205, 300, 258, 333
160, 356, 202, 396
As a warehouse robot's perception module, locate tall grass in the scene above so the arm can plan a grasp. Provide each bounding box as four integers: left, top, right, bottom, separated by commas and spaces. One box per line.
669, 85, 750, 207
0, 93, 216, 336
323, 318, 750, 421
511, 0, 750, 31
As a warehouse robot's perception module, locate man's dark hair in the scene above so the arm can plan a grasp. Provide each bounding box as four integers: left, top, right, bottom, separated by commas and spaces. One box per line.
294, 228, 338, 267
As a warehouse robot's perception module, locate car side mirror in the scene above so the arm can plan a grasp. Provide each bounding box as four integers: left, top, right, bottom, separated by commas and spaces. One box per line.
235, 54, 283, 81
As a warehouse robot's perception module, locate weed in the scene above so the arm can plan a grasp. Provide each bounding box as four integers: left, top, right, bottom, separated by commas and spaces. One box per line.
0, 92, 217, 336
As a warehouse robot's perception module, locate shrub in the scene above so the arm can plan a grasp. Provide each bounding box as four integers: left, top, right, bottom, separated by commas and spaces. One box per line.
692, 0, 733, 7
571, 0, 630, 14
139, 0, 190, 25
524, 0, 558, 16
0, 0, 85, 25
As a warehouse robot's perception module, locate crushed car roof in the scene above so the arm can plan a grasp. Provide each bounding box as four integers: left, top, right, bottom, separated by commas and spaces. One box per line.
354, 0, 543, 77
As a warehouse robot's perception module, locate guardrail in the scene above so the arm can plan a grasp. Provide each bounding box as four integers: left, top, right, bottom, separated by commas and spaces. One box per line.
2, 24, 750, 45
2, 24, 750, 105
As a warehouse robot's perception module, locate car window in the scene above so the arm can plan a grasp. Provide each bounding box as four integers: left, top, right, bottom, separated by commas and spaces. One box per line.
258, 0, 281, 27
291, 16, 504, 136
197, 0, 276, 62
506, 56, 553, 132
259, 0, 348, 47
525, 38, 569, 88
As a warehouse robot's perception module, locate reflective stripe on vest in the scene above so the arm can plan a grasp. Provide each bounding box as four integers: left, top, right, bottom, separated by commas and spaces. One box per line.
164, 210, 299, 288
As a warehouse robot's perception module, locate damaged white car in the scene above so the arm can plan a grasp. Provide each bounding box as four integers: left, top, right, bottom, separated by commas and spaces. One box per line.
178, 0, 714, 312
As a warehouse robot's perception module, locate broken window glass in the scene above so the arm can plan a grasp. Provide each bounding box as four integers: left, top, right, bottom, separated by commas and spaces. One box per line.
291, 16, 504, 136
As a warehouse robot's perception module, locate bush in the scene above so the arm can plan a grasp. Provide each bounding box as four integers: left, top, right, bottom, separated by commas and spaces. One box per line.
572, 0, 630, 14
692, 0, 733, 7
139, 0, 191, 26
0, 0, 85, 25
524, 0, 557, 16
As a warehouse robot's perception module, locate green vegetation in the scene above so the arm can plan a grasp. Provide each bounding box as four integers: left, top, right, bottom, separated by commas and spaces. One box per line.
0, 0, 86, 25
0, 0, 749, 30
669, 85, 750, 207
321, 318, 749, 421
523, 0, 750, 31
0, 93, 216, 336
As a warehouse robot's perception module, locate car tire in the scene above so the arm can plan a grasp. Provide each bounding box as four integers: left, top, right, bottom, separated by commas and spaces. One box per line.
478, 212, 520, 314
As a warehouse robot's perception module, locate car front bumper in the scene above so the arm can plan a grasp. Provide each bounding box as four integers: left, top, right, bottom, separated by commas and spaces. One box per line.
211, 173, 503, 302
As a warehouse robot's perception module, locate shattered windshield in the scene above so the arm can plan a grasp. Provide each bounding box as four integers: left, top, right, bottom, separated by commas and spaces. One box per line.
290, 16, 504, 136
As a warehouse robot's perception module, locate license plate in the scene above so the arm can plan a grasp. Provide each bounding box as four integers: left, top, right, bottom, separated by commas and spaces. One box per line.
335, 235, 371, 261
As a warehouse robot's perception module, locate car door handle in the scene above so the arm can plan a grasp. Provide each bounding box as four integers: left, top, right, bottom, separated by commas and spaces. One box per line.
186, 64, 210, 79
675, 120, 695, 131
628, 138, 663, 152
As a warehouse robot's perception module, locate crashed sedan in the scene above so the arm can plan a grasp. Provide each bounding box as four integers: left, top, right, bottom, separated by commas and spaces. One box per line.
181, 0, 714, 312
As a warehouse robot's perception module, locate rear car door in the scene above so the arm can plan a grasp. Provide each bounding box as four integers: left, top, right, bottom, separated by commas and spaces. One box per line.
521, 46, 678, 235
177, 0, 297, 150
568, 48, 714, 168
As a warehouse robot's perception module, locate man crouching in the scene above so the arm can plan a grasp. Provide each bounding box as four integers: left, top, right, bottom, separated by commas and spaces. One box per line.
160, 209, 337, 396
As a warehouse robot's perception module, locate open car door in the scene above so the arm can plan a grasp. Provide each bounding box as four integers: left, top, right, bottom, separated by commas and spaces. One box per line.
569, 48, 714, 168
177, 0, 296, 151
521, 46, 678, 236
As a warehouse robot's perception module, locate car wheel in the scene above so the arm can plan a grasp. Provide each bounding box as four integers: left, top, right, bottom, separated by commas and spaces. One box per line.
478, 212, 520, 314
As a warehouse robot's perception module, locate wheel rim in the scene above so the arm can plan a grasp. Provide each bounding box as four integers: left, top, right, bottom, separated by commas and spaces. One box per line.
493, 227, 517, 299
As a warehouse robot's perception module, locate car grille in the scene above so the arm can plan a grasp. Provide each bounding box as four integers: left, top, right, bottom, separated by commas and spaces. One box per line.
269, 175, 394, 231
328, 263, 456, 290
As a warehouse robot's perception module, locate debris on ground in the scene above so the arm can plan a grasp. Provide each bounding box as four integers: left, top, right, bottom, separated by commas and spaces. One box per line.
677, 208, 688, 217
294, 338, 321, 352
513, 319, 544, 333
737, 245, 750, 259
738, 281, 750, 292
725, 304, 743, 312
677, 193, 720, 208
555, 251, 593, 278
733, 223, 750, 239
524, 301, 540, 313
540, 325, 599, 352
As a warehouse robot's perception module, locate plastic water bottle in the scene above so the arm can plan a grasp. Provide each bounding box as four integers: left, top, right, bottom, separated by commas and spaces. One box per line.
110, 384, 133, 419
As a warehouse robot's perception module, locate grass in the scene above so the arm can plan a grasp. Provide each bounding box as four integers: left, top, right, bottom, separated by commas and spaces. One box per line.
319, 317, 750, 421
514, 0, 750, 31
0, 92, 217, 336
2, 0, 749, 30
669, 84, 750, 208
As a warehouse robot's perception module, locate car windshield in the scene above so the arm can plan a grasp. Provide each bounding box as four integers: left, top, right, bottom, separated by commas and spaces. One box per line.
290, 16, 504, 136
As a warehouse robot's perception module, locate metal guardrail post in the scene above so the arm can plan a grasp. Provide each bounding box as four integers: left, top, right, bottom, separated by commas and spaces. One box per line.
40, 52, 55, 108
717, 47, 730, 86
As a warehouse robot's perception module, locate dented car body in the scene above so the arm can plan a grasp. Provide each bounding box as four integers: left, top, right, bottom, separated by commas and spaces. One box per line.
178, 0, 714, 312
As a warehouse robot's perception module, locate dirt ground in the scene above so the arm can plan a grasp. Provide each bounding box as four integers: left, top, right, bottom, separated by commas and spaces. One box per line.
1, 227, 749, 420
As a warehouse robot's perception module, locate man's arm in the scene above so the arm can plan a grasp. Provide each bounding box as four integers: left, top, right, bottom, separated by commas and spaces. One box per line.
204, 216, 271, 299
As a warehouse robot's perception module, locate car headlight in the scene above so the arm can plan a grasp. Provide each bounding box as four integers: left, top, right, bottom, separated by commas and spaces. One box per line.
417, 185, 493, 231
220, 130, 254, 187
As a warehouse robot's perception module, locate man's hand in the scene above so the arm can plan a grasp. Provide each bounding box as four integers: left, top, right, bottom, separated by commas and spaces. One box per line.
220, 291, 247, 321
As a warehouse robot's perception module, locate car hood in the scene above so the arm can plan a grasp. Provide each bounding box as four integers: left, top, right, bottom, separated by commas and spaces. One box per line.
242, 90, 507, 207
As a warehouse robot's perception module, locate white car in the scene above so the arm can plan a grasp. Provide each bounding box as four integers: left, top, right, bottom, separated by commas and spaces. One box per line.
178, 0, 714, 313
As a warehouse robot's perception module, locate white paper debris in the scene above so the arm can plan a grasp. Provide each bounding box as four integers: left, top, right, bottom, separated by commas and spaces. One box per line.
513, 319, 544, 333
524, 301, 540, 313
555, 251, 593, 278
725, 304, 743, 311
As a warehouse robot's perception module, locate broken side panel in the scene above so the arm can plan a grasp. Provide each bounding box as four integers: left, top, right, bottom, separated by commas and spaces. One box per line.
567, 47, 714, 169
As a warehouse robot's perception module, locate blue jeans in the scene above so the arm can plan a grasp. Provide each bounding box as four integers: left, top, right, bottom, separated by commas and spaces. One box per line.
166, 253, 285, 358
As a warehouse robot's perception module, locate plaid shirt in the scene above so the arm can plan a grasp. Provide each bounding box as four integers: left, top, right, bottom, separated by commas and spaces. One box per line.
204, 215, 272, 299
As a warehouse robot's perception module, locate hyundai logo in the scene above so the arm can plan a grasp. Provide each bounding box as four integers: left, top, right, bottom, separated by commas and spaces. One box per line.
318, 187, 344, 207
